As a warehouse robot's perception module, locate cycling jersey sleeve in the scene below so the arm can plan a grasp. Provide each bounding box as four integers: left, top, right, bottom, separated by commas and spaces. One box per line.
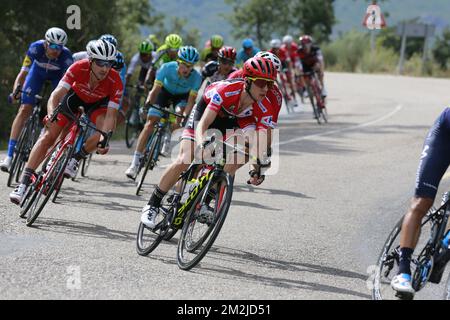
59, 63, 79, 90
21, 43, 38, 72
107, 72, 124, 110
189, 72, 202, 96
206, 89, 225, 114
126, 53, 140, 76
154, 62, 169, 87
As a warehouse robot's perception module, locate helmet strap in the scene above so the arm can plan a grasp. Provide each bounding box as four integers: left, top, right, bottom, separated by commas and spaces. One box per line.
245, 80, 257, 103
89, 61, 102, 82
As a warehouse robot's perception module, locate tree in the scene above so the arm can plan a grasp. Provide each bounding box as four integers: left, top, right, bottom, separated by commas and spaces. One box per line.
433, 28, 450, 70
224, 0, 335, 48
224, 0, 291, 48
289, 0, 336, 43
0, 0, 161, 142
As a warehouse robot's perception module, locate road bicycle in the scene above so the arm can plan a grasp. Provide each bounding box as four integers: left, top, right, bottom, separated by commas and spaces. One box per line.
125, 84, 147, 148
136, 134, 259, 270
133, 105, 184, 196
372, 192, 450, 300
5, 88, 45, 187
19, 104, 111, 227
301, 71, 328, 124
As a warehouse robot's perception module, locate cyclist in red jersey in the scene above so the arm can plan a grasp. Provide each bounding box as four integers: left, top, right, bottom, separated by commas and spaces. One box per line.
140, 57, 277, 228
228, 51, 283, 128
10, 40, 123, 204
297, 35, 327, 98
269, 39, 296, 103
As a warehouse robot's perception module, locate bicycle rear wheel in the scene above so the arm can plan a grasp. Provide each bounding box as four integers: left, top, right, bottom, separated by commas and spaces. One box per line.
81, 153, 93, 177
26, 146, 73, 226
125, 108, 141, 149
177, 172, 233, 271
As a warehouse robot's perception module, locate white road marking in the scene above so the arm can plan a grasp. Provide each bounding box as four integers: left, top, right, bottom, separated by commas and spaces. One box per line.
276, 105, 403, 146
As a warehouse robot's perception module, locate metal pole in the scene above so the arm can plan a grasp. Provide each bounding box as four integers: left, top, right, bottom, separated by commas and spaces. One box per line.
422, 24, 429, 75
398, 22, 407, 75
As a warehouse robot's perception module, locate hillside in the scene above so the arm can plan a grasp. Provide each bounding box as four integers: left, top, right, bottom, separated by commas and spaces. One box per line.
149, 0, 450, 47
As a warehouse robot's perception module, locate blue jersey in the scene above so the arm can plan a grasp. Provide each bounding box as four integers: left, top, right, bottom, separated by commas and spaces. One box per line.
236, 47, 261, 65
20, 40, 73, 105
22, 40, 73, 76
155, 61, 202, 96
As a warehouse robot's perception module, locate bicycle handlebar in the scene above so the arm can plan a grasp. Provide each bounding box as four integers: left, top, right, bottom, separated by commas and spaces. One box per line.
147, 104, 185, 120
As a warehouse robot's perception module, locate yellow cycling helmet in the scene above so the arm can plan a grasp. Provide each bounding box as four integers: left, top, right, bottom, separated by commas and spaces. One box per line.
210, 35, 224, 49
165, 34, 183, 49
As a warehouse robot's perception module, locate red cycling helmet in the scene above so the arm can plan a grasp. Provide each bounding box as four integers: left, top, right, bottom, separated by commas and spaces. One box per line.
299, 35, 313, 46
218, 46, 236, 62
243, 56, 277, 81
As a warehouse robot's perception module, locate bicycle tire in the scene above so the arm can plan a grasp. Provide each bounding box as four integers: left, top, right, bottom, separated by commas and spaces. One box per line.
307, 85, 321, 124
372, 209, 442, 300
177, 172, 233, 271
19, 177, 40, 218
26, 145, 73, 227
7, 125, 29, 187
136, 131, 160, 196
51, 171, 66, 203
136, 208, 172, 256
81, 153, 93, 177
125, 108, 141, 149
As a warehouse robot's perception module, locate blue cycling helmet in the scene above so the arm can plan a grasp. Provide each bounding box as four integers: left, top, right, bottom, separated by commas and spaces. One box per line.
113, 51, 125, 70
178, 46, 199, 64
242, 38, 254, 49
100, 34, 118, 48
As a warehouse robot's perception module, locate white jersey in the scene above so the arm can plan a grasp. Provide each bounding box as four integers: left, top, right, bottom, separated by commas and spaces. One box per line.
126, 52, 155, 76
72, 51, 89, 62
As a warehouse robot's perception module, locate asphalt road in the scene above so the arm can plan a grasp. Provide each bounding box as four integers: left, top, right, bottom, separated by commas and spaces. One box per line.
1, 72, 450, 300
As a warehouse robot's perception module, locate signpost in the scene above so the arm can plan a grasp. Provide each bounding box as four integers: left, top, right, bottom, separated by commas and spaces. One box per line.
396, 22, 435, 74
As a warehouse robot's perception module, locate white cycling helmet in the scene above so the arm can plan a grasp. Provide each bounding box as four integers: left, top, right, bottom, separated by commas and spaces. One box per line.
270, 39, 281, 49
282, 35, 293, 44
255, 51, 282, 72
86, 39, 117, 61
45, 27, 68, 46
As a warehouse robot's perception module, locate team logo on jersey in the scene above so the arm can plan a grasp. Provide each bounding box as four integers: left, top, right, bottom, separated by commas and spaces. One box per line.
261, 116, 275, 128
212, 92, 223, 105
22, 56, 32, 68
257, 101, 267, 113
272, 89, 282, 107
224, 89, 241, 97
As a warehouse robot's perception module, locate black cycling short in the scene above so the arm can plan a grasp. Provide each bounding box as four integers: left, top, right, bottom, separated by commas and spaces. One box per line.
182, 97, 238, 141
148, 87, 189, 118
415, 107, 450, 199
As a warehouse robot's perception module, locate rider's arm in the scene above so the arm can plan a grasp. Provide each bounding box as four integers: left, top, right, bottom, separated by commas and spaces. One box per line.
145, 82, 162, 105
13, 70, 28, 93
196, 107, 217, 147
47, 85, 70, 116
184, 92, 197, 118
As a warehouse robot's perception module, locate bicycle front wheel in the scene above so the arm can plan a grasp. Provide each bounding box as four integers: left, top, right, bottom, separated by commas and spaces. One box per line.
177, 172, 233, 271
136, 132, 160, 196
26, 146, 73, 226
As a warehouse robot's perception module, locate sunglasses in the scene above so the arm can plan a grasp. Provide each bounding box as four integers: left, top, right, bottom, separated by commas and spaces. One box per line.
93, 59, 114, 68
248, 77, 274, 89
219, 58, 234, 66
48, 43, 63, 50
177, 60, 194, 69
